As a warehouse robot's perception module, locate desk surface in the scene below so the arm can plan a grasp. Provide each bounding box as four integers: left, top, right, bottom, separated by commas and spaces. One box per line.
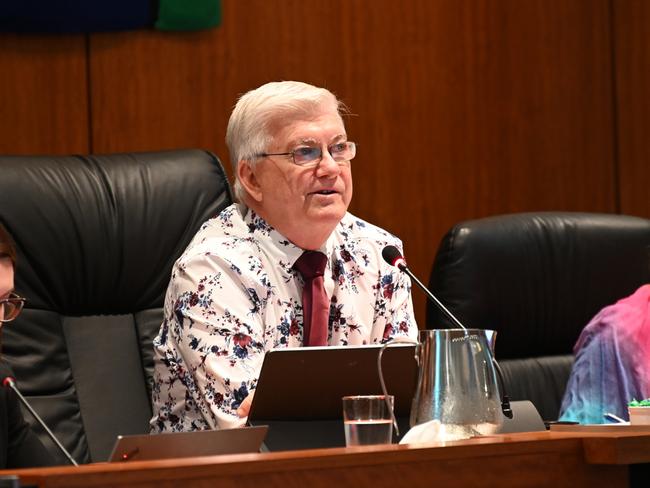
5, 429, 650, 488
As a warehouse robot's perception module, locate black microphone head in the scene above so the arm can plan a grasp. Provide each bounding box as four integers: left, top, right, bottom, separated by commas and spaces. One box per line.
382, 245, 405, 268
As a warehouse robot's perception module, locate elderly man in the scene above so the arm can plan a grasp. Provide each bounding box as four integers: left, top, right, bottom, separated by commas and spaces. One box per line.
150, 81, 417, 432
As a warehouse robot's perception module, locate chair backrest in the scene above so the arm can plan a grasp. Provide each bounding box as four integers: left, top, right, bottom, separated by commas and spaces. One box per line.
427, 212, 650, 421
0, 150, 233, 463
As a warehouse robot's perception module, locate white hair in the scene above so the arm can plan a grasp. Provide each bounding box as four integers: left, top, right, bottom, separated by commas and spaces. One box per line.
226, 81, 346, 202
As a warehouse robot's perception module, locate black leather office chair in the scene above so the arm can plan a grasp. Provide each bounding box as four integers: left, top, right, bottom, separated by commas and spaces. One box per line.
427, 212, 650, 421
0, 150, 233, 463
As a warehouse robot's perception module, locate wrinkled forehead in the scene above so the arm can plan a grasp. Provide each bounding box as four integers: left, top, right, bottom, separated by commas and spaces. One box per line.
266, 94, 343, 131
267, 109, 346, 148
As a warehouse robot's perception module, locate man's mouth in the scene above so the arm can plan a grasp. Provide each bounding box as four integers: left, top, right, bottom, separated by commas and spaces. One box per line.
313, 190, 337, 195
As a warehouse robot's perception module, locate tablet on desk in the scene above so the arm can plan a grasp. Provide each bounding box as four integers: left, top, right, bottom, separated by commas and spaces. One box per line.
247, 344, 418, 450
107, 425, 268, 462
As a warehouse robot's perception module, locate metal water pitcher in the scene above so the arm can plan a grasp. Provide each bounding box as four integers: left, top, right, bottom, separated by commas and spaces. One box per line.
380, 328, 507, 441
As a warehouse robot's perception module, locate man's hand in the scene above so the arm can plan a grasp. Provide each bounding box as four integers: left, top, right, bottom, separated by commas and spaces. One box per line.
237, 392, 254, 418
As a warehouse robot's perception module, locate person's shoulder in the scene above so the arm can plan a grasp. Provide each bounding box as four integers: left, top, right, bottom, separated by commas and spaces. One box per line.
0, 361, 15, 382
177, 203, 258, 267
195, 203, 245, 239
0, 362, 15, 406
338, 212, 403, 248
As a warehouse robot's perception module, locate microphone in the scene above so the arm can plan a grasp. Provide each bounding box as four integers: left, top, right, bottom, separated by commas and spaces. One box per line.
2, 374, 79, 466
381, 245, 513, 419
382, 245, 466, 330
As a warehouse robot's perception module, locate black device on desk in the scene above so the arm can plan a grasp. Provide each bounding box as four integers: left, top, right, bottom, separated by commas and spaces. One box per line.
247, 344, 418, 451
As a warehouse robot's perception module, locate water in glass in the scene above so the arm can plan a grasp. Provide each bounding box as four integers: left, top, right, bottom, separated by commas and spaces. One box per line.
344, 419, 393, 446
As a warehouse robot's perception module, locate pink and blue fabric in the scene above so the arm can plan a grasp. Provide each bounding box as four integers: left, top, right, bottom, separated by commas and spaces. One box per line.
559, 284, 650, 424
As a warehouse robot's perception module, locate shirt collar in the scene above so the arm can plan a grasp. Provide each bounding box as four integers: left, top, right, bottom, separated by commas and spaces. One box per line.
239, 204, 338, 269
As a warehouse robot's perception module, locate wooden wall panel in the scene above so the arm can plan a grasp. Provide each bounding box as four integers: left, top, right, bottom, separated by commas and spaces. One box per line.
88, 28, 230, 157
88, 0, 616, 322
613, 0, 650, 219
0, 34, 88, 154
339, 0, 616, 324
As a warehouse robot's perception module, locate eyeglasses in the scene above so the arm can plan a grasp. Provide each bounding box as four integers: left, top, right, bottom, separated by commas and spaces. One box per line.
0, 293, 25, 323
256, 141, 357, 167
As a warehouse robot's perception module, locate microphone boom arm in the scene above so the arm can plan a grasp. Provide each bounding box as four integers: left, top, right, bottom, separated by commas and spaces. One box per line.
5, 378, 78, 466
398, 264, 466, 331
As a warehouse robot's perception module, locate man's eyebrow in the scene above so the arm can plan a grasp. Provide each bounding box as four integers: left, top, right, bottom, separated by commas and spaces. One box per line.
290, 134, 347, 146
291, 137, 319, 146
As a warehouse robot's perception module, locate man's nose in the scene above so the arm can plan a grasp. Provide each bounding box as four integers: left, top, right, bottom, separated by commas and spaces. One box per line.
314, 149, 341, 177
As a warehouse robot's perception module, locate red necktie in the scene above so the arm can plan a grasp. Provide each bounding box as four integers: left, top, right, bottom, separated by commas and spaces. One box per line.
293, 251, 329, 346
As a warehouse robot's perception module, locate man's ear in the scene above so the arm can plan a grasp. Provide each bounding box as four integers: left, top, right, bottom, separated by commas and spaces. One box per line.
237, 160, 263, 203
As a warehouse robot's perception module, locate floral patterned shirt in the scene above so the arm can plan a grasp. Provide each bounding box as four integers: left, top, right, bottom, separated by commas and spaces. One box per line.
150, 203, 417, 432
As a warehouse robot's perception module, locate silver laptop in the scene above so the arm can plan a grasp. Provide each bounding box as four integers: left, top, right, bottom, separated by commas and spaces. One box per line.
108, 425, 268, 462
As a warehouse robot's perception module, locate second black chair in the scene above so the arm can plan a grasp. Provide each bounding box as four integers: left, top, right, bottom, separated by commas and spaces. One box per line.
427, 212, 650, 421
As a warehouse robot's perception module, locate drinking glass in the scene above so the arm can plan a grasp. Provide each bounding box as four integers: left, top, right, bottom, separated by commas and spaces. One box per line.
342, 395, 394, 446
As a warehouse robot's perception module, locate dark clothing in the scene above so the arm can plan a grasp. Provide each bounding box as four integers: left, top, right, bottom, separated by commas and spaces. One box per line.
0, 363, 56, 469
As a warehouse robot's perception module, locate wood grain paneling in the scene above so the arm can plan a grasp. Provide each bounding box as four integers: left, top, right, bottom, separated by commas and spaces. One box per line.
612, 0, 650, 218
88, 28, 230, 158
0, 34, 88, 154
339, 0, 616, 322
87, 0, 616, 322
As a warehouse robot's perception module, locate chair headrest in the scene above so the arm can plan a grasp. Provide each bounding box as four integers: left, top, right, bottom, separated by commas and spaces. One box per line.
427, 212, 650, 358
0, 149, 233, 314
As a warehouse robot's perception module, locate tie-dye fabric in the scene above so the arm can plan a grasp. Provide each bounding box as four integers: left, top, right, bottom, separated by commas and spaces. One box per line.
559, 284, 650, 424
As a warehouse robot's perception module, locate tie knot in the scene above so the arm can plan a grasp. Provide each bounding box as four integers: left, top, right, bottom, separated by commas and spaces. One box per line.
293, 251, 328, 280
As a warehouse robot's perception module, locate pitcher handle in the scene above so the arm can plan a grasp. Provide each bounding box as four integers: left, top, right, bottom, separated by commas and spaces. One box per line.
491, 357, 514, 419
378, 337, 419, 436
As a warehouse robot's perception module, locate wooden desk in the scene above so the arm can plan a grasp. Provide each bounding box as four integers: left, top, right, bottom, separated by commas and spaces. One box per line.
4, 430, 650, 488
